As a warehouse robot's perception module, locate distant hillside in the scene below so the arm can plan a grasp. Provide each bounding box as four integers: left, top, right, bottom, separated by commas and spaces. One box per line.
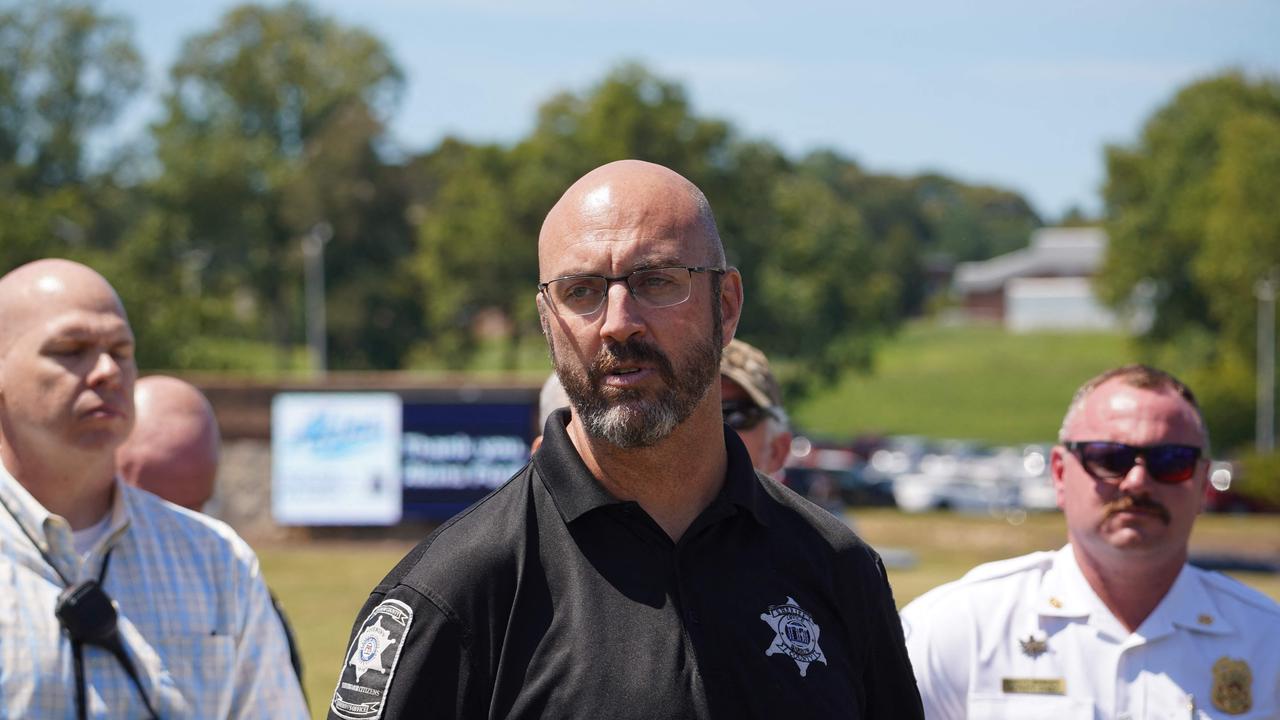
792, 321, 1136, 445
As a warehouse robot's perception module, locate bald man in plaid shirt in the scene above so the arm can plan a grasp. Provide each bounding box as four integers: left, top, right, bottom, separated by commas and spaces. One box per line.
0, 259, 307, 719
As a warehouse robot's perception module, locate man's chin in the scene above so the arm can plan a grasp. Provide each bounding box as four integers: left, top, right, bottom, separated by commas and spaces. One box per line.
1099, 521, 1168, 551
581, 402, 679, 449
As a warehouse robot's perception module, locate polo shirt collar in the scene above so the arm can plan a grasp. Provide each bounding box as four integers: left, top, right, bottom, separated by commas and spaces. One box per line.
720, 422, 771, 527
532, 408, 771, 527
534, 408, 625, 523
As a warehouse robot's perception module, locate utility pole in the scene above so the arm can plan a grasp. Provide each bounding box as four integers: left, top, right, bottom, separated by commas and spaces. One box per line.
1256, 269, 1278, 453
302, 222, 333, 376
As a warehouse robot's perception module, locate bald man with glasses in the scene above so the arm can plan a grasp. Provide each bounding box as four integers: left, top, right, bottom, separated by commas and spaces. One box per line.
900, 365, 1280, 719
328, 160, 922, 720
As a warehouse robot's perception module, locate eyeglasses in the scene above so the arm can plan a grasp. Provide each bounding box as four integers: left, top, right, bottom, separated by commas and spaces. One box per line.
539, 266, 725, 316
723, 400, 774, 431
1063, 441, 1203, 484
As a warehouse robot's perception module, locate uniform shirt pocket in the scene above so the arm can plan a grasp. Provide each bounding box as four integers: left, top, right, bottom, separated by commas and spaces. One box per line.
968, 693, 1093, 720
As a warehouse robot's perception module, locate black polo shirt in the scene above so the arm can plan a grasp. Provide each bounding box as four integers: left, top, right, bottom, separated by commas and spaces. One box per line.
328, 409, 923, 720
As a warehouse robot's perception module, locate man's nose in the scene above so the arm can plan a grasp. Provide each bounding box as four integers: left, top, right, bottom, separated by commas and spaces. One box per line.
598, 281, 645, 344
86, 350, 124, 387
1115, 458, 1156, 493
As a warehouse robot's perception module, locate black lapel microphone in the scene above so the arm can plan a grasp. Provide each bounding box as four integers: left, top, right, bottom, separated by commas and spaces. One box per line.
57, 579, 120, 646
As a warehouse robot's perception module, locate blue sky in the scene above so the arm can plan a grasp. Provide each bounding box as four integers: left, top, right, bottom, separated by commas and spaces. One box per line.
102, 0, 1280, 220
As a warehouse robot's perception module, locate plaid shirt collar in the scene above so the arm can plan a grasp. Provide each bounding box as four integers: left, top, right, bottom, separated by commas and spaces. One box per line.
0, 461, 131, 582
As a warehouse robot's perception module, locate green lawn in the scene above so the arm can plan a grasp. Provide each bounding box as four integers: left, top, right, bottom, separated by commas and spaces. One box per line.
792, 322, 1138, 445
259, 510, 1279, 718
258, 542, 412, 716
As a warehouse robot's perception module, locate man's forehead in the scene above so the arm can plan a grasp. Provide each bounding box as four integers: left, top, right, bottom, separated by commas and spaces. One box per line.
1, 263, 127, 328
43, 310, 133, 338
539, 164, 714, 275
1072, 380, 1203, 438
543, 236, 690, 277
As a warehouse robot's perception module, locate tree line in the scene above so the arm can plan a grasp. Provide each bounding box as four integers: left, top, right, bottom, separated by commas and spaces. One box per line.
6, 2, 1280, 456
0, 1, 1039, 384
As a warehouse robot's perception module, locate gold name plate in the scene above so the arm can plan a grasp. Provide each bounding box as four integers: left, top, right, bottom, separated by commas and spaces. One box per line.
1002, 678, 1067, 695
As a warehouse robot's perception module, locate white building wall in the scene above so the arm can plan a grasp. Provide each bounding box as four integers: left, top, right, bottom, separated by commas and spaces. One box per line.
1005, 277, 1120, 332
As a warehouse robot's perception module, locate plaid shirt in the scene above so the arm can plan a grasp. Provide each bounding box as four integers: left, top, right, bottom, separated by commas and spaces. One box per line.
0, 466, 308, 719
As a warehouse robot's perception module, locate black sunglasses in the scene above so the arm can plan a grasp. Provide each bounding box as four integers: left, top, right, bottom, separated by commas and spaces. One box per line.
1063, 441, 1202, 484
722, 401, 772, 431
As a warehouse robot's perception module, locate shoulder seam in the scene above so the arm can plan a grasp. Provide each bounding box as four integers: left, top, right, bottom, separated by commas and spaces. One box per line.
1200, 567, 1280, 617
955, 551, 1056, 584
413, 462, 533, 558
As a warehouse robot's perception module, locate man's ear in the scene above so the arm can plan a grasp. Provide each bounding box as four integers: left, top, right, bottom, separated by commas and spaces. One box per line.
719, 268, 744, 347
536, 293, 550, 337
764, 430, 793, 476
1051, 446, 1068, 510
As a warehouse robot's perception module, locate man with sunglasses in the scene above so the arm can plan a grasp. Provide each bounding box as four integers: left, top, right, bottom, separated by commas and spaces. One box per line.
901, 365, 1279, 718
329, 160, 922, 719
0, 259, 308, 719
721, 338, 793, 477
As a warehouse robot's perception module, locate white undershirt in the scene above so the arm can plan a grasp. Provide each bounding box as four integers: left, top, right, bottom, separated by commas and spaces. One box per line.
71, 514, 111, 558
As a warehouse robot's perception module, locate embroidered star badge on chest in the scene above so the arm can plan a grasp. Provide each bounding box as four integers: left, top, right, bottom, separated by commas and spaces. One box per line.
1018, 632, 1048, 659
760, 596, 827, 677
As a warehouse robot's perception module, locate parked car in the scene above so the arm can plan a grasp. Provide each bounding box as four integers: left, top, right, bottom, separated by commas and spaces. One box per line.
783, 467, 896, 508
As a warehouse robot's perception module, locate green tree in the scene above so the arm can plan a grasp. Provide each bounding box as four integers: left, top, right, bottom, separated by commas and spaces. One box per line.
0, 0, 143, 273
412, 142, 525, 368
755, 171, 903, 389
0, 0, 142, 192
147, 1, 407, 368
409, 63, 737, 369
1097, 72, 1280, 346
1097, 70, 1280, 451
1195, 110, 1280, 351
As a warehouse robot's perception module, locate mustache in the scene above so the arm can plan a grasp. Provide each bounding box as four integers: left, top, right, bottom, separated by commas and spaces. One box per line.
589, 337, 675, 384
1104, 495, 1171, 525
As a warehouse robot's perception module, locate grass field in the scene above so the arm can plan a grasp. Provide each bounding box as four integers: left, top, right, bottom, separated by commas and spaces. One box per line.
792, 322, 1137, 444
259, 509, 1280, 717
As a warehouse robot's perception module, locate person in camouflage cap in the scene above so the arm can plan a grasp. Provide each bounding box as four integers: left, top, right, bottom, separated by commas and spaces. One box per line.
720, 338, 792, 475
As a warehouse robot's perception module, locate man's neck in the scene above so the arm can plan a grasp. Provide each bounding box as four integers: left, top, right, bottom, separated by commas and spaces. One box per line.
1070, 539, 1186, 633
1, 443, 116, 531
568, 403, 727, 543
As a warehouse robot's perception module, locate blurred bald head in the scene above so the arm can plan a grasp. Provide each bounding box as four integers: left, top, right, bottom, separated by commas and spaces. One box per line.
117, 376, 220, 511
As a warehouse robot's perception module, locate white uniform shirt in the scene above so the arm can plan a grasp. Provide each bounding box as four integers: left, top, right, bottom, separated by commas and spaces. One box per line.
901, 545, 1279, 719
0, 466, 308, 719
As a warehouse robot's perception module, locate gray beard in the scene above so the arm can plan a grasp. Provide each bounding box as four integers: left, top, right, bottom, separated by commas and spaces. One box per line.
550, 328, 721, 449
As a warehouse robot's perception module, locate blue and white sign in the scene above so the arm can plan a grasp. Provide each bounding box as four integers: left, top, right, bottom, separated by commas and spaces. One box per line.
272, 392, 403, 525
400, 401, 534, 520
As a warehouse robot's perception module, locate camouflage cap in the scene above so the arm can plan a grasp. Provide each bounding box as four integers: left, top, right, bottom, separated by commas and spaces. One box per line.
720, 338, 783, 410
